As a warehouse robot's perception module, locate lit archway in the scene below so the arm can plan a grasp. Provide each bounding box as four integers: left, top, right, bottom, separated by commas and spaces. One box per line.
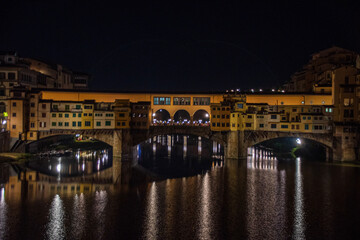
193, 109, 210, 125
173, 110, 191, 125
153, 109, 171, 125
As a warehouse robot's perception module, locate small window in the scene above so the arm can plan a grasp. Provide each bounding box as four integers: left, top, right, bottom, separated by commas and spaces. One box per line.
72, 122, 76, 127
52, 113, 56, 117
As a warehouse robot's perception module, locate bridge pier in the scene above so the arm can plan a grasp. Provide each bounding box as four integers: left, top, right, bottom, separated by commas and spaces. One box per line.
225, 131, 248, 159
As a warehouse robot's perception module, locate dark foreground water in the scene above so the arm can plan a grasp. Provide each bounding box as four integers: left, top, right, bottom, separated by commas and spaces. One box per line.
1, 135, 360, 239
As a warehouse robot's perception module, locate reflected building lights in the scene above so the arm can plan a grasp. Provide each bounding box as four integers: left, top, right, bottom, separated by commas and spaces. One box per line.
70, 193, 86, 239
145, 183, 159, 240
293, 157, 305, 239
0, 188, 6, 240
183, 136, 187, 158
94, 190, 108, 239
46, 195, 65, 240
199, 173, 212, 240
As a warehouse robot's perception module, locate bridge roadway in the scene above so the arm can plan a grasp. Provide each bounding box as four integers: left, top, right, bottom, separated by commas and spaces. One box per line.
28, 126, 352, 161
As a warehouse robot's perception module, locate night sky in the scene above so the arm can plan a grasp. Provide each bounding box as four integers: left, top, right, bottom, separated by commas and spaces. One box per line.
1, 0, 360, 92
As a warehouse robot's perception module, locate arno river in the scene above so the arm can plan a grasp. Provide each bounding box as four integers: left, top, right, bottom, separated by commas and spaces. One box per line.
0, 135, 360, 239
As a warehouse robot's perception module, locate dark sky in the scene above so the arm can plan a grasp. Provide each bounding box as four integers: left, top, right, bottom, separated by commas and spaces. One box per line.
1, 0, 360, 92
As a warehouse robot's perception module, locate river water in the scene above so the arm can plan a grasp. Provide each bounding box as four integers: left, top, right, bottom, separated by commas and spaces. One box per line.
0, 135, 360, 239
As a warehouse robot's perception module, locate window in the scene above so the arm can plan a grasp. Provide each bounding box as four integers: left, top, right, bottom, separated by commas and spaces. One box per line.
78, 113, 81, 117
65, 105, 69, 111
12, 113, 16, 117
76, 105, 81, 109
58, 122, 63, 126
72, 122, 76, 127
84, 113, 87, 116
305, 124, 309, 130
73, 113, 76, 117
96, 121, 101, 126
12, 102, 16, 107
344, 109, 354, 118
117, 122, 120, 126
0, 72, 5, 79
271, 124, 276, 129
212, 123, 215, 127
8, 72, 15, 80
89, 113, 92, 116
52, 122, 56, 126
281, 125, 288, 129
105, 121, 111, 126
173, 97, 190, 105
30, 122, 35, 128
307, 116, 311, 120
237, 103, 244, 109
222, 123, 225, 127
259, 124, 264, 128
344, 98, 353, 107
246, 123, 251, 127
85, 121, 91, 126
42, 104, 46, 109
30, 133, 33, 137
52, 113, 56, 117
271, 115, 277, 119
153, 97, 171, 105
78, 122, 82, 127
247, 115, 252, 119
119, 113, 125, 117
217, 123, 220, 127
122, 122, 125, 126
30, 102, 35, 107
42, 113, 46, 118
65, 122, 69, 127
84, 105, 92, 109
193, 97, 210, 105
65, 114, 69, 118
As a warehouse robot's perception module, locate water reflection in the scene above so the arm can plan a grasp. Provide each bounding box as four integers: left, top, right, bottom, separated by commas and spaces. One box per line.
293, 157, 305, 239
29, 149, 111, 178
70, 194, 86, 239
0, 187, 7, 240
145, 183, 159, 240
46, 195, 65, 240
199, 173, 212, 240
137, 134, 224, 178
94, 190, 108, 239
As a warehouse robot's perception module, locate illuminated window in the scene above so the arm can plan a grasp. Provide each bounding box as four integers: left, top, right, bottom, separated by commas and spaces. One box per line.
173, 97, 190, 105
193, 97, 210, 105
153, 97, 171, 105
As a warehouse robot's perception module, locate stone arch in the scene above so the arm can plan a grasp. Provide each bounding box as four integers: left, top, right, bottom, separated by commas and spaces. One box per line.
243, 131, 334, 159
173, 110, 191, 124
153, 109, 171, 124
193, 109, 210, 125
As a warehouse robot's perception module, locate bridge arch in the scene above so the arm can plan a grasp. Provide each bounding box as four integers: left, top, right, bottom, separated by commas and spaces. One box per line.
193, 109, 210, 124
173, 110, 191, 124
240, 131, 334, 159
153, 109, 171, 124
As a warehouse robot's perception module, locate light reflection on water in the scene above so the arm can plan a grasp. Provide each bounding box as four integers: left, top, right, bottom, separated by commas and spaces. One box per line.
46, 195, 65, 240
70, 193, 86, 239
1, 141, 360, 239
145, 182, 159, 240
293, 157, 305, 239
0, 188, 7, 240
